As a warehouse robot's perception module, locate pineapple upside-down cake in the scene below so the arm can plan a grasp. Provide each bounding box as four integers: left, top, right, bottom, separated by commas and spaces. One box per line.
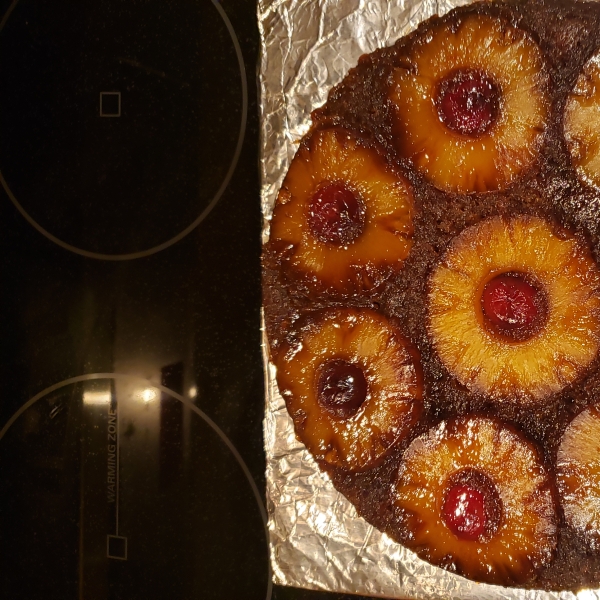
262, 0, 600, 590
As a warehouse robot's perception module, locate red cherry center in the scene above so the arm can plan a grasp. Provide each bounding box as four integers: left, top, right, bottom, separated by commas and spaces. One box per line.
481, 273, 541, 337
317, 359, 368, 418
308, 182, 365, 246
442, 484, 486, 541
436, 69, 500, 136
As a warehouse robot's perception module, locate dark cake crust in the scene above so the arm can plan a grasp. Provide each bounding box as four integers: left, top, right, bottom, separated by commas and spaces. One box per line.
263, 0, 600, 591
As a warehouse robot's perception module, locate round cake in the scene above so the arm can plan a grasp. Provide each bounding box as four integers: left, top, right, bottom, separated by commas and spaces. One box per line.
262, 0, 600, 591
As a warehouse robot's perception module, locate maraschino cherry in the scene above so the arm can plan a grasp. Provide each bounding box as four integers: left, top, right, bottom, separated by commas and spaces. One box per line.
308, 182, 365, 246
436, 69, 500, 136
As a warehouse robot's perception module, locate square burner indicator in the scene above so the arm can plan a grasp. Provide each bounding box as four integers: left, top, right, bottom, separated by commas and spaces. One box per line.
100, 92, 121, 117
107, 534, 128, 560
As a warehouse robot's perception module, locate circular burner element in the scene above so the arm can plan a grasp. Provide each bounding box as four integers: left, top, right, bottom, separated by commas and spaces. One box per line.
0, 374, 271, 599
0, 0, 246, 259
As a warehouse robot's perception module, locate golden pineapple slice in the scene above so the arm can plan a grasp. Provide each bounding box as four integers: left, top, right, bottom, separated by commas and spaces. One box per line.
557, 405, 600, 546
428, 215, 600, 400
564, 53, 600, 188
394, 416, 557, 586
268, 128, 415, 296
274, 307, 423, 471
390, 13, 549, 193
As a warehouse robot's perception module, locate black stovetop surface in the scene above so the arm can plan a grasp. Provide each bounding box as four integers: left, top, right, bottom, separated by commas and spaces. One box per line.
0, 1, 379, 598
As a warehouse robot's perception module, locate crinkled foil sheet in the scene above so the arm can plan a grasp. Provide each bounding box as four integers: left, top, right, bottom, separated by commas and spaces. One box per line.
258, 1, 600, 598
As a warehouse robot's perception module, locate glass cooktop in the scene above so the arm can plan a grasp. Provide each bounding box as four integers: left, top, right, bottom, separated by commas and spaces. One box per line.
0, 0, 379, 598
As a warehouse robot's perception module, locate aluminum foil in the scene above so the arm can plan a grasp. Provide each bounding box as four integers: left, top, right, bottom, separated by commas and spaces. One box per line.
258, 1, 600, 598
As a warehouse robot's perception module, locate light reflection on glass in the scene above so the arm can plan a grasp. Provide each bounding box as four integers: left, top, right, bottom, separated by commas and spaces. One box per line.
137, 387, 157, 403
83, 389, 111, 405
188, 385, 197, 399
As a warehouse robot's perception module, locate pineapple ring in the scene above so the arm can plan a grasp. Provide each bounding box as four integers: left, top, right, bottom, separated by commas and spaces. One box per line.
428, 215, 600, 400
394, 416, 557, 586
557, 405, 600, 546
274, 307, 423, 471
564, 53, 600, 189
390, 13, 549, 193
269, 128, 415, 295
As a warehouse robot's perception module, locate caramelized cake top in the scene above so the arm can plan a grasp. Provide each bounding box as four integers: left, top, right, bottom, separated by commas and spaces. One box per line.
263, 0, 600, 590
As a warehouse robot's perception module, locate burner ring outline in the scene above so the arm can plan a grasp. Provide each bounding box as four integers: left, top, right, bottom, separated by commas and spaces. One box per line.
0, 0, 248, 261
0, 371, 273, 600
